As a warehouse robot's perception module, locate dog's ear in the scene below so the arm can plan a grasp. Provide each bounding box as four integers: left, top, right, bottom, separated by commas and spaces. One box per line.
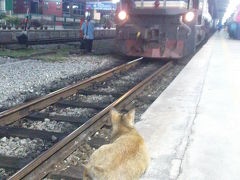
110, 108, 121, 125
124, 109, 135, 127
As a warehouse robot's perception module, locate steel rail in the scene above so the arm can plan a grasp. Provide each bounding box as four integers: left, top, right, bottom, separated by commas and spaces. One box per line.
9, 61, 173, 180
0, 57, 142, 126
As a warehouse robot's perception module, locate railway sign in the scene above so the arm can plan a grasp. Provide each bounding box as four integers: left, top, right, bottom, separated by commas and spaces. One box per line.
86, 1, 116, 11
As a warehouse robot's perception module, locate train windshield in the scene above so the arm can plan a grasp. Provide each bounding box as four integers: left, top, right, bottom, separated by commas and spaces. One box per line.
133, 0, 189, 9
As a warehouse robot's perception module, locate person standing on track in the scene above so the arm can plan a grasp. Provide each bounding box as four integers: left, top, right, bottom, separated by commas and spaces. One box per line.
81, 16, 94, 53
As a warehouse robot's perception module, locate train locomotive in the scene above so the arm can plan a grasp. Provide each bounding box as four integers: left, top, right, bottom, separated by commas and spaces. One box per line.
115, 0, 213, 59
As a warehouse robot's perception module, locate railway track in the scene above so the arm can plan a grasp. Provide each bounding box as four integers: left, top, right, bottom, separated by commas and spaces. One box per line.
0, 58, 173, 179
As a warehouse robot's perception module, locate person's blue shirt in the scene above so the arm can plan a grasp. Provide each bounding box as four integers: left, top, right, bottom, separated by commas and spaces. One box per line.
81, 20, 94, 40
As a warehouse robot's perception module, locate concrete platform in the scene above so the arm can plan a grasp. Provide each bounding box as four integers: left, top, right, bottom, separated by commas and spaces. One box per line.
136, 31, 240, 180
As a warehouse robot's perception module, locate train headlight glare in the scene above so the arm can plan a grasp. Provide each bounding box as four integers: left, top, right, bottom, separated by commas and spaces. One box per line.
118, 11, 127, 21
185, 12, 195, 22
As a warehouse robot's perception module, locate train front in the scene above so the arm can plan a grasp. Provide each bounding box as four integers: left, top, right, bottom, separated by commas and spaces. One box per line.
115, 0, 201, 59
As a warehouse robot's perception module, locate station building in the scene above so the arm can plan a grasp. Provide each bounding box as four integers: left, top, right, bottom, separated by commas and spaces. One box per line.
2, 0, 116, 29
0, 0, 5, 13
12, 0, 86, 17
11, 0, 115, 18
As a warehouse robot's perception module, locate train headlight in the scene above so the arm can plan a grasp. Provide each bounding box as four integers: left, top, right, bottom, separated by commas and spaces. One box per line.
118, 11, 127, 21
185, 12, 195, 22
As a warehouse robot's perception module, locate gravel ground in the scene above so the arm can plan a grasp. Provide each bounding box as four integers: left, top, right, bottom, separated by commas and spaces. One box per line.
91, 63, 160, 93
20, 63, 157, 134
0, 168, 15, 180
0, 55, 123, 110
43, 128, 111, 180
43, 63, 185, 179
46, 63, 184, 177
49, 107, 97, 117
133, 64, 184, 122
71, 94, 115, 105
0, 136, 52, 179
0, 57, 20, 65
19, 119, 76, 133
138, 64, 183, 99
54, 127, 110, 169
0, 60, 184, 179
10, 95, 114, 134
0, 137, 50, 158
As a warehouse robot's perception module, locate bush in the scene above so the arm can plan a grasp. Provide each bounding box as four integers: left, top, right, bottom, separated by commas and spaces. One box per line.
13, 17, 21, 27
2, 16, 21, 27
4, 16, 15, 26
0, 13, 6, 20
0, 14, 7, 28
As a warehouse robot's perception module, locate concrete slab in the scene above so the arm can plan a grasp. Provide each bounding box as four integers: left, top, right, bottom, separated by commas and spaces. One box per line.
136, 31, 240, 180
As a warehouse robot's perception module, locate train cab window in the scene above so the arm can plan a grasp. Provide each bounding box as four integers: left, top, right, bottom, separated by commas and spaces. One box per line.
188, 0, 193, 9
198, 15, 202, 25
193, 0, 199, 9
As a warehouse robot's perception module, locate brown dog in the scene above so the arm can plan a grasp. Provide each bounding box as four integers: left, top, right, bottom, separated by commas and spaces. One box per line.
83, 108, 149, 180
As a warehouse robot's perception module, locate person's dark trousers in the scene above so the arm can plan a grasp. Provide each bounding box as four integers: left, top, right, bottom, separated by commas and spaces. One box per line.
87, 39, 93, 52
85, 39, 93, 52
80, 40, 85, 49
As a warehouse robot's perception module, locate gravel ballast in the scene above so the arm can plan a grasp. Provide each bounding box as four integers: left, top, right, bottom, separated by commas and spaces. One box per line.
0, 136, 50, 158
0, 55, 123, 110
43, 64, 186, 179
49, 107, 97, 117
0, 61, 185, 179
0, 57, 20, 65
20, 119, 76, 133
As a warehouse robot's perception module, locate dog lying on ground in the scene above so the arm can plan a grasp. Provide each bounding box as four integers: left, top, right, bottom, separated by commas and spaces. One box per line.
83, 108, 149, 180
